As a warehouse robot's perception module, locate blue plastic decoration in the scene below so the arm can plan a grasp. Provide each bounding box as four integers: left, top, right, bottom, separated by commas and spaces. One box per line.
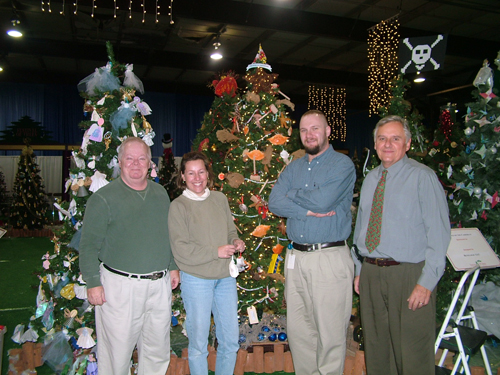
278, 332, 287, 341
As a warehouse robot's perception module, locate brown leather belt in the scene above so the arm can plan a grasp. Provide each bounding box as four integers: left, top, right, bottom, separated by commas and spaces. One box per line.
103, 264, 167, 280
364, 257, 400, 267
292, 241, 345, 252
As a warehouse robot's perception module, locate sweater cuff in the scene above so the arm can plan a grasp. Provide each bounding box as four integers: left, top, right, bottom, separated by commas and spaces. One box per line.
85, 274, 102, 289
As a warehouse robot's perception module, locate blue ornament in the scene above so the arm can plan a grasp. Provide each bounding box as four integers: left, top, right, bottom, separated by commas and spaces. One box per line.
261, 326, 270, 332
273, 327, 281, 332
269, 333, 277, 342
258, 333, 266, 341
278, 332, 287, 341
171, 315, 178, 326
238, 334, 246, 344
466, 146, 471, 154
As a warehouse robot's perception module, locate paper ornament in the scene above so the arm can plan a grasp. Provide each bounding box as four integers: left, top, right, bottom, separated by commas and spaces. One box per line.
268, 134, 289, 145
251, 225, 271, 237
76, 327, 96, 349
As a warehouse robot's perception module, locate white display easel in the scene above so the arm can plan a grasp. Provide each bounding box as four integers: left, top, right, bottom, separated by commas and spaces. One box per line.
435, 228, 500, 375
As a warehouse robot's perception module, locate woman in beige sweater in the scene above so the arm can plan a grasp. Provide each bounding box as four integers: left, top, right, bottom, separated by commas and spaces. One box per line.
168, 151, 245, 375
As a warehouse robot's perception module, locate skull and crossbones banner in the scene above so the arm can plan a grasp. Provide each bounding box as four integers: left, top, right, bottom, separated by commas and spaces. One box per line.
399, 34, 448, 74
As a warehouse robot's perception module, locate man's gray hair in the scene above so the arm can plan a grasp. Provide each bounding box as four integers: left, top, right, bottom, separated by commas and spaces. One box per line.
373, 115, 412, 142
117, 137, 152, 161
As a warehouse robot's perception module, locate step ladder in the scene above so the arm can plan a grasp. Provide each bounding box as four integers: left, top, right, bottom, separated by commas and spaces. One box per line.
434, 265, 492, 375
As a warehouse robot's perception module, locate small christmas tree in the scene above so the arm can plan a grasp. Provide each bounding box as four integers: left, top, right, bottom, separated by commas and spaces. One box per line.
158, 133, 181, 200
0, 115, 55, 144
8, 143, 48, 229
0, 168, 8, 217
192, 45, 299, 343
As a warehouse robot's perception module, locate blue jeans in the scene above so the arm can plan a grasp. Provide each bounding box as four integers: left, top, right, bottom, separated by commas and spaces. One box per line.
180, 272, 239, 375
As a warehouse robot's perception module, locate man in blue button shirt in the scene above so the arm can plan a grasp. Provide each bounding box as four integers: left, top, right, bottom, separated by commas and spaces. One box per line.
352, 115, 451, 374
269, 110, 356, 375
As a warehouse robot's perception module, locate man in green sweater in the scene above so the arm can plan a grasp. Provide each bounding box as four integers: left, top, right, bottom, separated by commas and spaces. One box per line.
79, 137, 179, 375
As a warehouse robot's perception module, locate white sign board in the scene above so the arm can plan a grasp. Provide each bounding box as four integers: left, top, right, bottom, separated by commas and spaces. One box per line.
446, 228, 500, 271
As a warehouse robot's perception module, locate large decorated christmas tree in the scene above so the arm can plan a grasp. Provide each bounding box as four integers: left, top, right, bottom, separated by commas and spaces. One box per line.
11, 42, 157, 373
442, 57, 500, 286
191, 46, 300, 344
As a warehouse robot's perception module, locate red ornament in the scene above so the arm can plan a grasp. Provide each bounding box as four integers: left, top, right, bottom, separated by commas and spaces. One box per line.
214, 76, 238, 98
433, 140, 440, 147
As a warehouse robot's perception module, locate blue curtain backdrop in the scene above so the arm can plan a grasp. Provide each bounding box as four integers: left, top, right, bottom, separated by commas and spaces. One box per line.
0, 82, 213, 158
0, 82, 375, 159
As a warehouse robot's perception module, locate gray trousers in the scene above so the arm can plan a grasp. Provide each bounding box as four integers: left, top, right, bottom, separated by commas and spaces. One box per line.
359, 261, 436, 375
285, 244, 354, 375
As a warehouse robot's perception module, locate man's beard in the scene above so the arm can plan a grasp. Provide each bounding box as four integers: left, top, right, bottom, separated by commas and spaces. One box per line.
304, 144, 321, 155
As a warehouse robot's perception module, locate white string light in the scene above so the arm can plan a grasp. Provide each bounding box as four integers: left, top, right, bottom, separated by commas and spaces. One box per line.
308, 85, 347, 141
60, 0, 65, 15
367, 17, 400, 116
142, 0, 146, 23
169, 0, 174, 24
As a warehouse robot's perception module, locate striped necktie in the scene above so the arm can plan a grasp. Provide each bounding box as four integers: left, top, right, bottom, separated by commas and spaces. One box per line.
365, 169, 387, 253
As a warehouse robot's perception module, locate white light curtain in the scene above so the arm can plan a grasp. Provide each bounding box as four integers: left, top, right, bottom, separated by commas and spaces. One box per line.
0, 156, 62, 195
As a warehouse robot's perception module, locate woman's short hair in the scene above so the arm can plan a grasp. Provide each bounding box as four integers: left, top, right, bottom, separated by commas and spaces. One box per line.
176, 151, 215, 190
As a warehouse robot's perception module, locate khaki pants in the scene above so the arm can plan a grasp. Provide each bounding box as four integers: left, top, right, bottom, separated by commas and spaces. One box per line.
359, 261, 436, 375
285, 244, 354, 375
95, 264, 172, 375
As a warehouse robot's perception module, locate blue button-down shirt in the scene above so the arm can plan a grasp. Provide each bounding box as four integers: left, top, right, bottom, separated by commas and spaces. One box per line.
269, 145, 356, 244
353, 155, 451, 291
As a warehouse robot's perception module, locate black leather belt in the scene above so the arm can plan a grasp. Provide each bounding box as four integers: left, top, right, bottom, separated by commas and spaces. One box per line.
103, 264, 167, 280
292, 241, 345, 252
364, 257, 400, 267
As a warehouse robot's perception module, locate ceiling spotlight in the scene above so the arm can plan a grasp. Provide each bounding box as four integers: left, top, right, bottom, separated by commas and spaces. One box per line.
414, 72, 425, 83
7, 17, 23, 37
210, 40, 223, 60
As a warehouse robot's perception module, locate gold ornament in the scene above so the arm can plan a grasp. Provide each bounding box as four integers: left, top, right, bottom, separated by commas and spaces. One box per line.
60, 284, 76, 300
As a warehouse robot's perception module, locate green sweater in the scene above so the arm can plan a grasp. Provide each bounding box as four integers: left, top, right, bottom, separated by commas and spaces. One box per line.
79, 178, 177, 288
168, 191, 239, 279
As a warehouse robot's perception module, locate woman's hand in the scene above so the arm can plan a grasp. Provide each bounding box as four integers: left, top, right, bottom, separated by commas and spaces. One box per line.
218, 244, 237, 258
233, 239, 246, 253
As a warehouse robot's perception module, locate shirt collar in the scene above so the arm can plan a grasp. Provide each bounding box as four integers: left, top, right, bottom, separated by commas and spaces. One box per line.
379, 154, 408, 177
305, 144, 334, 164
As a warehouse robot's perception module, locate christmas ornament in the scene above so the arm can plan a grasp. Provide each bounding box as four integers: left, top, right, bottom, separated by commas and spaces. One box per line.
462, 165, 472, 174
268, 134, 289, 145
212, 73, 238, 98
251, 225, 271, 237
464, 127, 473, 136
278, 332, 287, 341
473, 59, 493, 88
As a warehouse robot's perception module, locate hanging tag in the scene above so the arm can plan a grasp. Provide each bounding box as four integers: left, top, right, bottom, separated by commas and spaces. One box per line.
247, 305, 259, 324
287, 254, 296, 269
